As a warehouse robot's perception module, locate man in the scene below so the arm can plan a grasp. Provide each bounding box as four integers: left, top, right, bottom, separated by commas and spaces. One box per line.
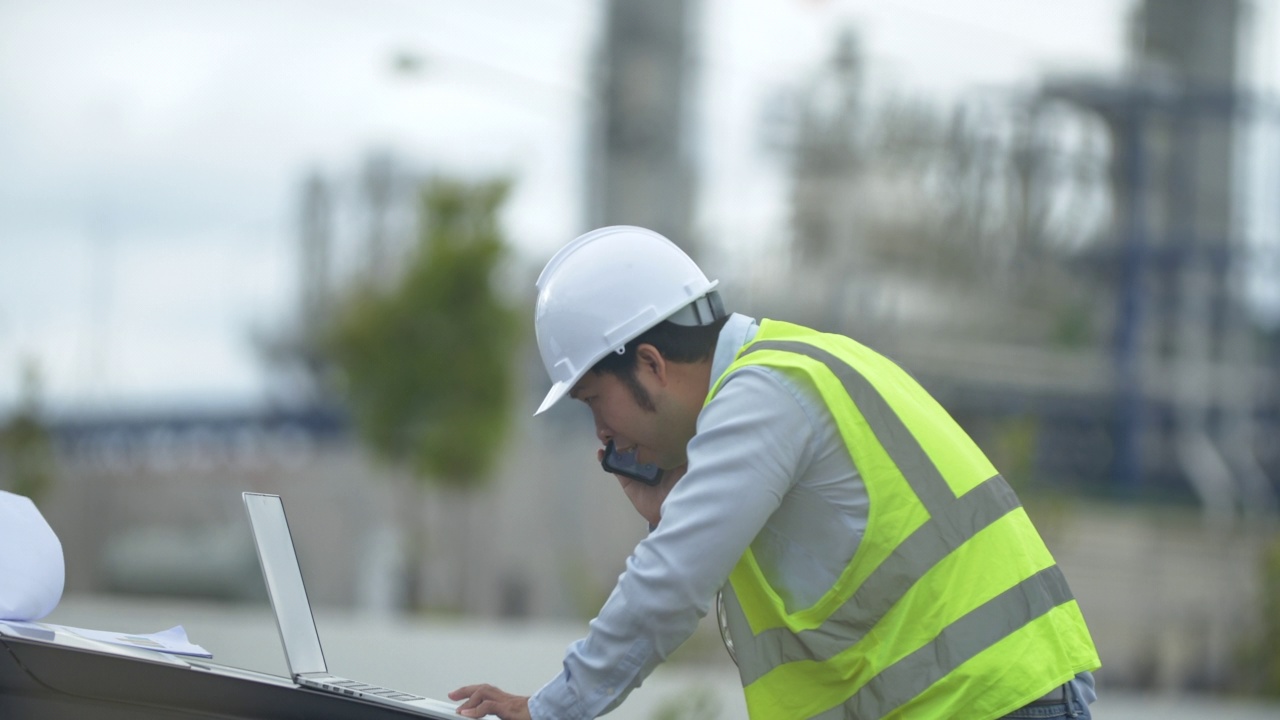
451, 226, 1100, 719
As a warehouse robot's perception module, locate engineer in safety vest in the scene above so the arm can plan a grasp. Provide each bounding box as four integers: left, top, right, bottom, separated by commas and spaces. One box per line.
452, 226, 1101, 720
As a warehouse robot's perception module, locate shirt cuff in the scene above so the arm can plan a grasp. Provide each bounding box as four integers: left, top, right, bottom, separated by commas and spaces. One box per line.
528, 672, 589, 720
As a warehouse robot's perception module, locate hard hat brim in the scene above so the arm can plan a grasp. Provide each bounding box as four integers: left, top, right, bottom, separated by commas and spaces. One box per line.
535, 379, 573, 416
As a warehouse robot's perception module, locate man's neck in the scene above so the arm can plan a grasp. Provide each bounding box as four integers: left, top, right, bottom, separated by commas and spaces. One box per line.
664, 359, 714, 419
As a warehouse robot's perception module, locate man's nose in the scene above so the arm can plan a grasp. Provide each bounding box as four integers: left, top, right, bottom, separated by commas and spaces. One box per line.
595, 422, 612, 445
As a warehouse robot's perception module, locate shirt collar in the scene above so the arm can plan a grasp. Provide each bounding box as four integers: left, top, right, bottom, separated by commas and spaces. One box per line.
710, 313, 759, 386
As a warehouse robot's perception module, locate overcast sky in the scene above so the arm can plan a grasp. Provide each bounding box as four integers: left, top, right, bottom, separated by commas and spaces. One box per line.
0, 0, 1155, 413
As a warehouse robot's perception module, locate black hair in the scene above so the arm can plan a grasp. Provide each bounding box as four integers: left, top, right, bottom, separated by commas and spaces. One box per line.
589, 316, 730, 411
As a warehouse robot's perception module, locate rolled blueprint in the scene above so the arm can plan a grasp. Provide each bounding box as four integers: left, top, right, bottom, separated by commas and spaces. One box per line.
0, 490, 64, 620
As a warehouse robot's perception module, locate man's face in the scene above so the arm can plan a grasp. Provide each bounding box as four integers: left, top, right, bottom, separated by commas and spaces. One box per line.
570, 362, 691, 471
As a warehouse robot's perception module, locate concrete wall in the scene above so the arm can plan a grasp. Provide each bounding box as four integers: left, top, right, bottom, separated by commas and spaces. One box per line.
31, 405, 644, 622
1029, 498, 1272, 692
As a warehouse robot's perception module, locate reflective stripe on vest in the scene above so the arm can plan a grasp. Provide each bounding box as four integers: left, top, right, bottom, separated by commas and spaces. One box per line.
715, 329, 1099, 719
724, 472, 1027, 688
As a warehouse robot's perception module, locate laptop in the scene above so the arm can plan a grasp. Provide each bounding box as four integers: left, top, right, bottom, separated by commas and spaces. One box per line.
242, 492, 466, 718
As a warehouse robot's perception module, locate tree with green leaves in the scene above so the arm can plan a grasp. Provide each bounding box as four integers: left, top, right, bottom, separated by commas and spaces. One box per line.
325, 176, 520, 610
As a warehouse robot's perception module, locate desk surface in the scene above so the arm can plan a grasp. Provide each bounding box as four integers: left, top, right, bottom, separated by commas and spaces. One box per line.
0, 630, 454, 720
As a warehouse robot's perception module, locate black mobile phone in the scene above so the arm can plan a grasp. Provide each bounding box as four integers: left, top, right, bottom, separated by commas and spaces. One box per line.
601, 439, 664, 486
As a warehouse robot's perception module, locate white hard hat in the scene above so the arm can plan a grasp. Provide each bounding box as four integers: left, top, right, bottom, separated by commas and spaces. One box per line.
533, 226, 722, 415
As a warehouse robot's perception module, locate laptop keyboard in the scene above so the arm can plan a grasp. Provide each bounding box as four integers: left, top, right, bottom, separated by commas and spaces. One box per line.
324, 678, 426, 702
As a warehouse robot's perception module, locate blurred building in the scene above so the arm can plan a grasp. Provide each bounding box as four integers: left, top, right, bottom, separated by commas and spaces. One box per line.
1043, 0, 1278, 512
774, 1, 1279, 512
584, 0, 700, 254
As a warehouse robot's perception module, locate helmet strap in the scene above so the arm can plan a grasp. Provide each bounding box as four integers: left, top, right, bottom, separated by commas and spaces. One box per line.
666, 291, 726, 327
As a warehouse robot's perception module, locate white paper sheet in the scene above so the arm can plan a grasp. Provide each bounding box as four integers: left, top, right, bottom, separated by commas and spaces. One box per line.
0, 620, 213, 658
0, 490, 64, 621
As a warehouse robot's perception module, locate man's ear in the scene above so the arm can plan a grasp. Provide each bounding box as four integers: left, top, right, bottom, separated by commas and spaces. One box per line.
634, 344, 668, 385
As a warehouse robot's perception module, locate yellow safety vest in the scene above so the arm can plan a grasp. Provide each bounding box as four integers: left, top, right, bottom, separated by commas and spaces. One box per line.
708, 320, 1100, 720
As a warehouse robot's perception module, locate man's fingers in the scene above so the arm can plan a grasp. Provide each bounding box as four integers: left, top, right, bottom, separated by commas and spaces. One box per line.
449, 684, 484, 703
459, 699, 496, 718
447, 684, 530, 719
449, 684, 492, 711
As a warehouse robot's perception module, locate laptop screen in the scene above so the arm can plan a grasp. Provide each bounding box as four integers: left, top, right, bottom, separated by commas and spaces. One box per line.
243, 492, 328, 676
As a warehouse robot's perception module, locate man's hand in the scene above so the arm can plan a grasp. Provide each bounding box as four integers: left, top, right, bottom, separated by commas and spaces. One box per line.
599, 448, 686, 526
448, 684, 530, 720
